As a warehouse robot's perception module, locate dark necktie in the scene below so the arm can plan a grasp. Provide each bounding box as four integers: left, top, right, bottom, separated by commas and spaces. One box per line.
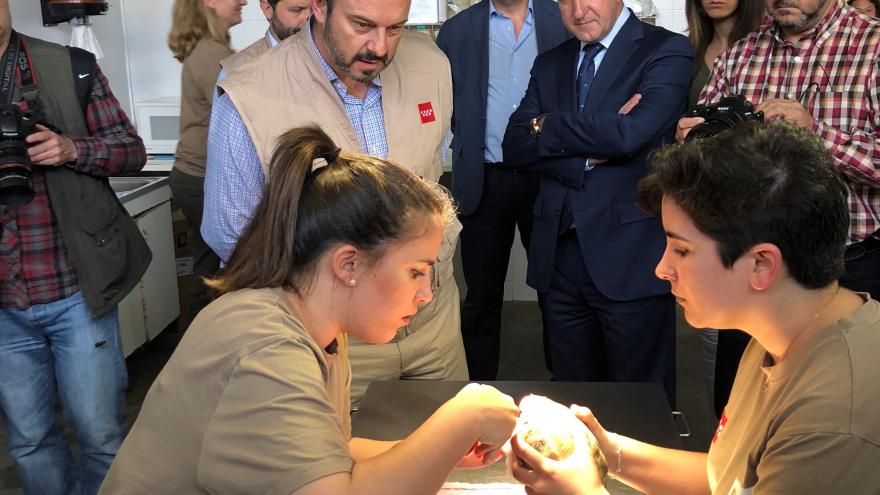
576, 44, 603, 112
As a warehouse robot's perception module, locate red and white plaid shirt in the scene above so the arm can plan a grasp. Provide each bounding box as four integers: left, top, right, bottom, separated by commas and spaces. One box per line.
0, 64, 146, 310
699, 0, 880, 243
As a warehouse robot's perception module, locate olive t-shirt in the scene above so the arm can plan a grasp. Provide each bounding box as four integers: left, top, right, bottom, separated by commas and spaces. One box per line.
99, 287, 353, 494
174, 38, 232, 177
708, 295, 880, 494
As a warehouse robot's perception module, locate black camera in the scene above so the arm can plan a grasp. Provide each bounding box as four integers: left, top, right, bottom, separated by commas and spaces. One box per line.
686, 95, 764, 141
0, 104, 40, 208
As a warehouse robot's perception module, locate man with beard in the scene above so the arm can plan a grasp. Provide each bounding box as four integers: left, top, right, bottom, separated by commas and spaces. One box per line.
203, 0, 468, 408
221, 0, 310, 73
676, 0, 880, 418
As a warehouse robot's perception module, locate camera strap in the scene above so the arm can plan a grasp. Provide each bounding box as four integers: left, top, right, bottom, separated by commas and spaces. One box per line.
0, 31, 40, 108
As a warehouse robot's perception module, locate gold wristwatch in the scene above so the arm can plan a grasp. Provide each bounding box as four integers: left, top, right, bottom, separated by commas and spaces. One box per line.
529, 115, 546, 138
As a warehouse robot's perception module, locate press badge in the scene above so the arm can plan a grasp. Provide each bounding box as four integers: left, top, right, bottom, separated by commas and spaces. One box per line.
418, 102, 436, 124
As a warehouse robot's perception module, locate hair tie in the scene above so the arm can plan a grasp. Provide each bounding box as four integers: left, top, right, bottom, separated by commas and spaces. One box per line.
323, 147, 342, 164
311, 147, 342, 173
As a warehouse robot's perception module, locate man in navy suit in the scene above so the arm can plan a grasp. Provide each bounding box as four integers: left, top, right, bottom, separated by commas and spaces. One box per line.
503, 0, 692, 405
436, 0, 570, 380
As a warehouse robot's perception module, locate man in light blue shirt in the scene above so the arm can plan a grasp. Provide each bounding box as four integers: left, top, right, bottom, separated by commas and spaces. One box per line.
436, 0, 569, 380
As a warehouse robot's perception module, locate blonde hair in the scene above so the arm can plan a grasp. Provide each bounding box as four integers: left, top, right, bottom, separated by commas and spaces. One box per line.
168, 0, 230, 62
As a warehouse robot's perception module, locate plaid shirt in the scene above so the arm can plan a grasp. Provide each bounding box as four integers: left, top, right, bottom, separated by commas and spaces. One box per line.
699, 0, 880, 243
0, 63, 146, 310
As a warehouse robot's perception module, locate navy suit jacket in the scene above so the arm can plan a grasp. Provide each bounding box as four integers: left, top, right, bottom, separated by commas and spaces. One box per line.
436, 0, 570, 216
502, 12, 692, 300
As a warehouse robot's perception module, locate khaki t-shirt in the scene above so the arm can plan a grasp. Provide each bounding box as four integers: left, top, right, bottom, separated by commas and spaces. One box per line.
174, 38, 232, 177
99, 288, 353, 495
708, 295, 880, 494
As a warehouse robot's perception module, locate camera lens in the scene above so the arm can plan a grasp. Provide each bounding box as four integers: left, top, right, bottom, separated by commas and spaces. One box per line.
0, 104, 36, 208
0, 164, 35, 208
686, 120, 732, 141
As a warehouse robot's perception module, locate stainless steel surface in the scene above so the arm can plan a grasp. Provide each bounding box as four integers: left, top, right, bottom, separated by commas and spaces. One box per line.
109, 176, 166, 200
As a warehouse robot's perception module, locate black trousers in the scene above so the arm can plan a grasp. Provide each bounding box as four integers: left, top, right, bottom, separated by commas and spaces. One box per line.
540, 231, 677, 407
712, 235, 880, 417
169, 169, 221, 330
459, 164, 540, 380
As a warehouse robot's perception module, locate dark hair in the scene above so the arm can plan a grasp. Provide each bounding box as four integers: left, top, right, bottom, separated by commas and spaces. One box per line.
209, 126, 454, 295
848, 0, 880, 14
686, 0, 765, 84
638, 122, 849, 289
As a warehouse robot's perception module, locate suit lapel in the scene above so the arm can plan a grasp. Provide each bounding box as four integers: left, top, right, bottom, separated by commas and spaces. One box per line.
535, 0, 560, 52
476, 1, 491, 120
557, 39, 581, 113
584, 13, 644, 111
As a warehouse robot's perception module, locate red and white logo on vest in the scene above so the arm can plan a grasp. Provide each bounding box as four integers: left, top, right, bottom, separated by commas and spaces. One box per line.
418, 102, 436, 124
712, 409, 728, 444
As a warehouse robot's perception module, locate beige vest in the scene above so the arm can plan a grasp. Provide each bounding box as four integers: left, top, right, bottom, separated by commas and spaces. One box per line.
218, 28, 451, 182
219, 26, 461, 343
221, 32, 272, 74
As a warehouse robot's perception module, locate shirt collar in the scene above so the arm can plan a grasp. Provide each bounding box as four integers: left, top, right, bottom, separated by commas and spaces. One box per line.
489, 0, 534, 19
306, 19, 383, 90
266, 29, 279, 47
580, 7, 630, 52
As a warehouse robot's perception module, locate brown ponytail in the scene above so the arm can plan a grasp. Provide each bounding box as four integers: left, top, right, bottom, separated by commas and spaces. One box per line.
207, 125, 454, 296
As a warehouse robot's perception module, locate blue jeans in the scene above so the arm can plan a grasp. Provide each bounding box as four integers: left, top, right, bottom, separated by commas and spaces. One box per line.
0, 291, 128, 495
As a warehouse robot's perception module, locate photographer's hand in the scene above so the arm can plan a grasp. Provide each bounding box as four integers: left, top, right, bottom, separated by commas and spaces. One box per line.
757, 99, 816, 130
26, 124, 78, 166
675, 116, 704, 143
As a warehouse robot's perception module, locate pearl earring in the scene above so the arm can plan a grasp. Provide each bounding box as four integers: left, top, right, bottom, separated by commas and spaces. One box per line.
348, 279, 357, 286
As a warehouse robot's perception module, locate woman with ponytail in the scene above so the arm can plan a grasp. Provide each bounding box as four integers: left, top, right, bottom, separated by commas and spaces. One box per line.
167, 0, 246, 330
99, 126, 519, 495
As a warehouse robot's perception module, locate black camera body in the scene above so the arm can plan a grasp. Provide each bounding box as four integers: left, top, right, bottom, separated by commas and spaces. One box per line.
686, 95, 764, 141
0, 104, 41, 207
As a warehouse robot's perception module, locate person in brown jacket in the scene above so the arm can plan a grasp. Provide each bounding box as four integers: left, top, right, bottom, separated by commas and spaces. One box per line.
168, 0, 246, 329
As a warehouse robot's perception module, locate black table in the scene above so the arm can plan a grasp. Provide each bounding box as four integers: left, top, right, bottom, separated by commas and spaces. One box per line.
352, 381, 682, 492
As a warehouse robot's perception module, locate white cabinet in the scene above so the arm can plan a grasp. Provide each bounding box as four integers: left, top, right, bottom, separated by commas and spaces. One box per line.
113, 178, 180, 356
118, 278, 147, 357
136, 201, 180, 340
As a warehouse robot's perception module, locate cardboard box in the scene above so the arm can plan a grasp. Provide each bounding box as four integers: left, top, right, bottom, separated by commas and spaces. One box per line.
171, 206, 194, 319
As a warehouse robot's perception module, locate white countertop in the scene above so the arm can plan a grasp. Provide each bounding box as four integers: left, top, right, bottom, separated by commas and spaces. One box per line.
143, 156, 175, 173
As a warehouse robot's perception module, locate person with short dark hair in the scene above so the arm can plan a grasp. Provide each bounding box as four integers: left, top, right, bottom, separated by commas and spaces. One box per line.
506, 122, 880, 495
221, 0, 311, 74
677, 0, 880, 421
99, 126, 518, 495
